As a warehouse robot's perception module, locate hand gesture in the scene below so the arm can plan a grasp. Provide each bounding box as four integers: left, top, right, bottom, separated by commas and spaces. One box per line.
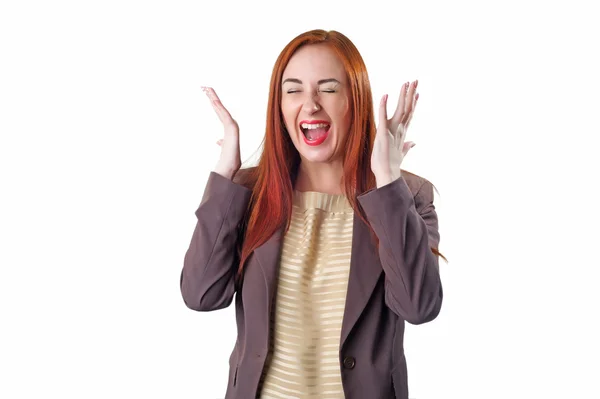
202, 86, 241, 179
371, 80, 419, 186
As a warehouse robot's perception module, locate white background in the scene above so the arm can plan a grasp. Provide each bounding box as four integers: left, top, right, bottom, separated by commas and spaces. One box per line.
1, 0, 599, 398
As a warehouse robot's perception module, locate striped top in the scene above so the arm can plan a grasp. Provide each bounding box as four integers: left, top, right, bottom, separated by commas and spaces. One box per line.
259, 189, 354, 399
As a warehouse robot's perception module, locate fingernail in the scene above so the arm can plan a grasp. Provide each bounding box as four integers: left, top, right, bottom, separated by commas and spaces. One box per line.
415, 80, 418, 88
411, 143, 416, 148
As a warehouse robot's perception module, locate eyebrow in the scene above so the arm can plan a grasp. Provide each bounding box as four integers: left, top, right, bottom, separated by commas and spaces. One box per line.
282, 78, 340, 85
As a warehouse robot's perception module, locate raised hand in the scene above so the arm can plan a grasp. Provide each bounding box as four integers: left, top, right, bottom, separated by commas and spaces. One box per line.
371, 80, 419, 187
202, 86, 241, 180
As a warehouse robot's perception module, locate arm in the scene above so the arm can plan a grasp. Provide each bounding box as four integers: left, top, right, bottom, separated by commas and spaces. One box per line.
357, 176, 442, 324
180, 170, 252, 311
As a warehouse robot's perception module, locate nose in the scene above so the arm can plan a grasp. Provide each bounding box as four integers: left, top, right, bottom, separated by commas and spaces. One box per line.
302, 93, 321, 114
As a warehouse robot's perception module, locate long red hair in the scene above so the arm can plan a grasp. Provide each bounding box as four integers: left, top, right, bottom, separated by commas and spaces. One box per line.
236, 29, 445, 281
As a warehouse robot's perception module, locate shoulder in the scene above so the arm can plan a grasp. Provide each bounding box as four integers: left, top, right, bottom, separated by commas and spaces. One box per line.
233, 167, 436, 199
400, 169, 437, 212
400, 169, 433, 195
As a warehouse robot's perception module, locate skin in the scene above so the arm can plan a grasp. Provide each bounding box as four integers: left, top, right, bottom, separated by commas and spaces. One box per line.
280, 44, 351, 194
201, 46, 420, 192
372, 81, 419, 188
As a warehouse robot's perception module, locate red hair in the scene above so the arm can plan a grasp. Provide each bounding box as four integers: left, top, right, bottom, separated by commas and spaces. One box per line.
235, 29, 445, 280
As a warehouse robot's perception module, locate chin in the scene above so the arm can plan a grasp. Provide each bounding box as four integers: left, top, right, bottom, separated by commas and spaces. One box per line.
298, 145, 342, 164
299, 152, 336, 164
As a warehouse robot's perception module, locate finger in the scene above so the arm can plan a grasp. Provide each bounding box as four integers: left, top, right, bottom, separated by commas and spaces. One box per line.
390, 82, 409, 126
403, 82, 419, 127
403, 141, 416, 156
378, 94, 388, 133
403, 80, 417, 121
396, 124, 406, 148
216, 139, 223, 146
405, 93, 418, 127
203, 87, 234, 125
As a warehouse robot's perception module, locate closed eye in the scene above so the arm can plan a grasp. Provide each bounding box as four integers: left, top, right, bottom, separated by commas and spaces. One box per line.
285, 89, 336, 94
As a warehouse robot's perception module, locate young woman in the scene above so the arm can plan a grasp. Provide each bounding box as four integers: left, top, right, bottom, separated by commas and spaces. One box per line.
181, 29, 446, 399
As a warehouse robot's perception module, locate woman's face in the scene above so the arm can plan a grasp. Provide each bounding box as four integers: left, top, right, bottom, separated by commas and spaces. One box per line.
281, 44, 351, 164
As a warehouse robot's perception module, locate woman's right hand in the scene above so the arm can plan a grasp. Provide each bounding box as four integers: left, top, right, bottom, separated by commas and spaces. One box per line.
202, 86, 241, 180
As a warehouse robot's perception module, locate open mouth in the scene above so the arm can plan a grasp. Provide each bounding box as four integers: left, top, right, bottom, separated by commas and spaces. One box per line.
300, 122, 331, 142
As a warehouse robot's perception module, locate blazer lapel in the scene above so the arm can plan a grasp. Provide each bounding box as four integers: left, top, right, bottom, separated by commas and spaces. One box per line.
253, 227, 284, 316
340, 213, 383, 348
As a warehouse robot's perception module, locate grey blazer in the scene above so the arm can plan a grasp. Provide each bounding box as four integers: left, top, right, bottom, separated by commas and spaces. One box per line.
180, 167, 443, 399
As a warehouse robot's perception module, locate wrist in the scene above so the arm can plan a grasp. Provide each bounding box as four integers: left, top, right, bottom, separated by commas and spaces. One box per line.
375, 171, 402, 188
213, 164, 238, 180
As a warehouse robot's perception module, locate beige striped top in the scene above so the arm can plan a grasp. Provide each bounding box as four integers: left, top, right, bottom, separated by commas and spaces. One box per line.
259, 189, 354, 399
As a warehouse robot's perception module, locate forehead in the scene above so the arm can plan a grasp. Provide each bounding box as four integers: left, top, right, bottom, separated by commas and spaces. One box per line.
282, 44, 347, 82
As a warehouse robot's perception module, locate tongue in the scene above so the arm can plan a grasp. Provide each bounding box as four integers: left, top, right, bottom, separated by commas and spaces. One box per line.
306, 127, 329, 140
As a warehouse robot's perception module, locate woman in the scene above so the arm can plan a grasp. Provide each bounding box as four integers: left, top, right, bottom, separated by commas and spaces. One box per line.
180, 29, 446, 399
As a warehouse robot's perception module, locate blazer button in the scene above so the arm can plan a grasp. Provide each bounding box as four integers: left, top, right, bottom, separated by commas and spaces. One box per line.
343, 356, 356, 369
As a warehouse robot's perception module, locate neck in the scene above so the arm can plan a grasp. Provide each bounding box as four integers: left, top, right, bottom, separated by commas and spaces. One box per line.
294, 159, 345, 195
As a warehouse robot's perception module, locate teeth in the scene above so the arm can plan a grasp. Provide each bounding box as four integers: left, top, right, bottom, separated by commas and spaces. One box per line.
300, 123, 330, 129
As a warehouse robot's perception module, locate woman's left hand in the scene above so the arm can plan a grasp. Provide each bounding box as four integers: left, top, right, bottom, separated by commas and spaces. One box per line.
371, 80, 419, 187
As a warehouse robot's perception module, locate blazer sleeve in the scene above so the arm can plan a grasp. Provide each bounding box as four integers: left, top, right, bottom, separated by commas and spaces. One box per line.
357, 175, 443, 325
180, 171, 252, 311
